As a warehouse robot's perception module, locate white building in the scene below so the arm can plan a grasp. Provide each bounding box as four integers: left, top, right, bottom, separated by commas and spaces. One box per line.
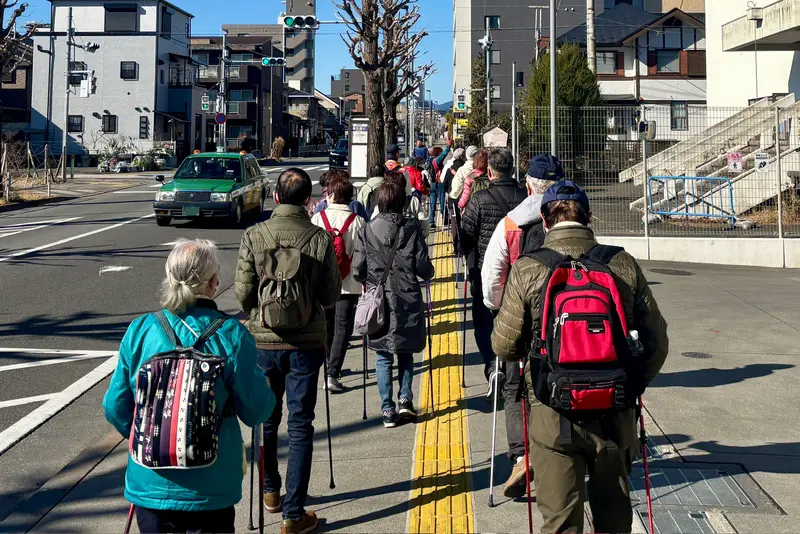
31, 0, 206, 162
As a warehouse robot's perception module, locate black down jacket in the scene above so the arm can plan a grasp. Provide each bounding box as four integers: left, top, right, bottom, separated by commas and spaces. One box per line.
352, 213, 435, 354
461, 176, 527, 270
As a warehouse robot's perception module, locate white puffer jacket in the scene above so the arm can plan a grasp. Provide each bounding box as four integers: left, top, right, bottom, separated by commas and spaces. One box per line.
449, 159, 473, 200
311, 203, 366, 295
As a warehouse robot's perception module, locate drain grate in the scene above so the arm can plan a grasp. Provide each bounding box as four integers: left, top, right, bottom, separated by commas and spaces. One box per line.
637, 510, 715, 534
650, 268, 694, 276
630, 462, 779, 514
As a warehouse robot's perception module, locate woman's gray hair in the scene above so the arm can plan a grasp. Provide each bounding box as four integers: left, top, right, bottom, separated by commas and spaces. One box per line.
526, 175, 557, 195
160, 239, 221, 313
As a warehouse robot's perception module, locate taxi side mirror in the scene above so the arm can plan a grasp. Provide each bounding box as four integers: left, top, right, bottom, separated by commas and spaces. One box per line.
155, 174, 165, 182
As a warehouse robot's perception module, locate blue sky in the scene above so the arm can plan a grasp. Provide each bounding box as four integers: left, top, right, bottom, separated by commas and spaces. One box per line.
16, 0, 455, 102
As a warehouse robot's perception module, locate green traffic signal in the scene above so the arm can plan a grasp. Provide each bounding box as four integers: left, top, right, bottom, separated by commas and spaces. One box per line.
284, 16, 295, 27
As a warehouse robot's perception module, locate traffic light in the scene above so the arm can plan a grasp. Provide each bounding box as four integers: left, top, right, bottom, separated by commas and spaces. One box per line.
282, 15, 318, 29
262, 57, 286, 68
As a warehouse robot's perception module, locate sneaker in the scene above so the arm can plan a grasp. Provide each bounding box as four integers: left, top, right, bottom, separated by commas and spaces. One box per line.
281, 511, 318, 534
326, 376, 344, 394
383, 409, 399, 428
263, 491, 283, 514
503, 457, 531, 499
486, 370, 506, 401
398, 398, 417, 419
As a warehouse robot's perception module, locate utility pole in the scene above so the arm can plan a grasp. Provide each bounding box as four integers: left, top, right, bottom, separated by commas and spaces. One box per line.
219, 29, 228, 151
512, 61, 517, 181
549, 0, 557, 155
587, 0, 596, 73
61, 7, 73, 182
485, 19, 492, 128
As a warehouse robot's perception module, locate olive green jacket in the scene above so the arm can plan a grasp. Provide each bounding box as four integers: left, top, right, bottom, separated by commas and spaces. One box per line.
491, 224, 669, 450
235, 204, 342, 350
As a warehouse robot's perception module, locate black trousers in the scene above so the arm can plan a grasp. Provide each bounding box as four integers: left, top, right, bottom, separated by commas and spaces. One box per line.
135, 506, 235, 534
325, 294, 358, 378
501, 359, 528, 462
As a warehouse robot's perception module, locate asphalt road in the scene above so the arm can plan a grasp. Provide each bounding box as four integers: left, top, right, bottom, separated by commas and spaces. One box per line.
0, 158, 330, 521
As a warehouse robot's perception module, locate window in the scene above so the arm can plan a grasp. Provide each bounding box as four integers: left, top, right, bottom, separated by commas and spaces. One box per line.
228, 102, 240, 114
67, 115, 83, 133
102, 114, 118, 133
139, 116, 149, 139
596, 52, 617, 75
230, 53, 253, 63
229, 89, 253, 101
491, 84, 501, 100
362, 84, 365, 91
490, 50, 501, 65
160, 7, 172, 38
192, 53, 210, 65
686, 50, 706, 77
670, 101, 688, 131
69, 61, 85, 86
160, 69, 165, 84
228, 126, 252, 138
485, 16, 500, 29
120, 61, 138, 80
344, 71, 350, 79
656, 50, 679, 73
2, 70, 15, 83
105, 4, 137, 32
345, 84, 350, 92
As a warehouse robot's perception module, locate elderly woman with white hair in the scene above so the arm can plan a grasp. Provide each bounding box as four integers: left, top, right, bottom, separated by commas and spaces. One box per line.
104, 239, 274, 534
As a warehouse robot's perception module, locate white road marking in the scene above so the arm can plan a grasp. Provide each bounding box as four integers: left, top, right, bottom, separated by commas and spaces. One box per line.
0, 351, 116, 373
0, 355, 118, 455
99, 265, 132, 275
0, 217, 83, 240
0, 394, 57, 409
111, 190, 157, 194
160, 240, 183, 247
149, 183, 164, 188
0, 213, 156, 263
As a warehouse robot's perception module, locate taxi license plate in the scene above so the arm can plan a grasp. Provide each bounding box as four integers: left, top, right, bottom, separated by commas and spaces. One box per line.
183, 206, 200, 217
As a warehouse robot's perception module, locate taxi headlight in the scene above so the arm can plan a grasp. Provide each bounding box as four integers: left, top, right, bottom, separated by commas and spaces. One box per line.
157, 191, 175, 201
210, 192, 230, 202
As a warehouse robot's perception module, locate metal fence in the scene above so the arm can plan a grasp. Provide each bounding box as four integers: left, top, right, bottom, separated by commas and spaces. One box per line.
510, 103, 800, 238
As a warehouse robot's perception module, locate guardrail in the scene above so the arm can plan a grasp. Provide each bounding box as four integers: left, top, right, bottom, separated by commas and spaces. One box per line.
647, 176, 736, 226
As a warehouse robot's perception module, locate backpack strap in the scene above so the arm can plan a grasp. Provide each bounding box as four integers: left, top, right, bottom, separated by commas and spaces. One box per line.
585, 244, 625, 266
294, 225, 320, 252
340, 212, 358, 234
192, 317, 229, 351
320, 210, 334, 233
258, 224, 277, 250
155, 311, 181, 348
488, 187, 512, 214
524, 248, 565, 270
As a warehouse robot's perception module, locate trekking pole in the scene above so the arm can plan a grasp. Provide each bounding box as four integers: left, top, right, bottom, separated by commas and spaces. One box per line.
639, 396, 655, 534
362, 337, 368, 420
461, 261, 468, 388
520, 360, 534, 534
322, 356, 336, 489
124, 504, 134, 534
255, 423, 264, 534
248, 425, 256, 530
426, 280, 435, 413
487, 355, 500, 508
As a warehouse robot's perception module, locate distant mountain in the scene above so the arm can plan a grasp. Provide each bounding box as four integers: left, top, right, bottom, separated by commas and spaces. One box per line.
438, 101, 453, 112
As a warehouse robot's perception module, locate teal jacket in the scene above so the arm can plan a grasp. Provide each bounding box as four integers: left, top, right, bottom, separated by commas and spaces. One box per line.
103, 299, 275, 512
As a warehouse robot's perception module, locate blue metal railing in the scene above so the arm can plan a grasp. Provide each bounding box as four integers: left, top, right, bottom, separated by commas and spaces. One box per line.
647, 176, 736, 225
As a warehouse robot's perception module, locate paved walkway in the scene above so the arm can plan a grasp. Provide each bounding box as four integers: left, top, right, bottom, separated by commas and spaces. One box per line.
2, 231, 800, 533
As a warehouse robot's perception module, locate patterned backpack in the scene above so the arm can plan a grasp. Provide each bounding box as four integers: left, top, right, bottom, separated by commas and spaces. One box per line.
129, 311, 234, 469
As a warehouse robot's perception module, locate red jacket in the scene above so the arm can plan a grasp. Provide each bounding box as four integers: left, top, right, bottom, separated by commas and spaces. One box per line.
403, 166, 429, 196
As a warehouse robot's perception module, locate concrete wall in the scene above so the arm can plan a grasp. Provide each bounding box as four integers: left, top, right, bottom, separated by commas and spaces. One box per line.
707, 0, 800, 107
52, 0, 159, 32
644, 0, 705, 13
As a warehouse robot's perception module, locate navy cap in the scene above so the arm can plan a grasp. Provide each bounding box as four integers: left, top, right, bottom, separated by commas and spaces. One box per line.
527, 154, 565, 180
386, 144, 400, 156
542, 180, 590, 213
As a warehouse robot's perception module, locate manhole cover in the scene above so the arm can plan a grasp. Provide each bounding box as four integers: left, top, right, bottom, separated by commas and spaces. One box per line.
650, 268, 694, 276
637, 509, 715, 534
682, 352, 713, 359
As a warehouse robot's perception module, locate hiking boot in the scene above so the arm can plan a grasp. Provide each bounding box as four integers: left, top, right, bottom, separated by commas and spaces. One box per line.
281, 511, 318, 534
503, 457, 531, 499
398, 398, 417, 419
383, 409, 399, 428
486, 370, 506, 401
326, 376, 344, 394
263, 491, 282, 514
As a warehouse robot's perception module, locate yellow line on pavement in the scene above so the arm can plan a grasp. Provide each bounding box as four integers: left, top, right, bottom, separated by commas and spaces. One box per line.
409, 230, 474, 534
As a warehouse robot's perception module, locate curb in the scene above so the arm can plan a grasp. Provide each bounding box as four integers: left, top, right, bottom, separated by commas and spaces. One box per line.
0, 179, 157, 215
0, 431, 123, 533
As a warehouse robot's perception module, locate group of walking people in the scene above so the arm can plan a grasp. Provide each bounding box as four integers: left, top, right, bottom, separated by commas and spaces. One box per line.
102, 137, 670, 534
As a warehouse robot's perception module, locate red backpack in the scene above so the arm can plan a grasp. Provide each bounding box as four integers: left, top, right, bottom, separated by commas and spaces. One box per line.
320, 210, 358, 279
527, 245, 647, 442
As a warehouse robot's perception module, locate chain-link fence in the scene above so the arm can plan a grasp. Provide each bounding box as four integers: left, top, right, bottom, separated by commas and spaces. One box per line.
512, 102, 800, 239
0, 141, 66, 202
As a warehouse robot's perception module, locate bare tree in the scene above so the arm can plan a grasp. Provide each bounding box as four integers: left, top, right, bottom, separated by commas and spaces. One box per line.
334, 0, 433, 167
1, 1, 37, 75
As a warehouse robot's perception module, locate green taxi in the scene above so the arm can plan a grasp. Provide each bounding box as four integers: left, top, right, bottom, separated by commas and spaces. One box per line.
153, 152, 271, 227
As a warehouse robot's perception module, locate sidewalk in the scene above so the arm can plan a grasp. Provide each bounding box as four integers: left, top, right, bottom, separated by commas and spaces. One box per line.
2, 232, 799, 533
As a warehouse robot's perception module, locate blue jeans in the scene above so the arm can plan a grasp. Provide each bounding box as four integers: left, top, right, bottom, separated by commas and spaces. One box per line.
429, 182, 446, 225
258, 348, 325, 521
375, 351, 414, 412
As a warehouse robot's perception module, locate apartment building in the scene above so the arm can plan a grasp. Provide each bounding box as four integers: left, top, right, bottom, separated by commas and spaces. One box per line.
0, 41, 33, 133
30, 0, 204, 160
191, 35, 283, 153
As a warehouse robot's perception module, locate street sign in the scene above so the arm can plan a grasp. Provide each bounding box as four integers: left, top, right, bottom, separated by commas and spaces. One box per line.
727, 151, 743, 173
215, 113, 227, 125
456, 118, 469, 127
79, 79, 90, 98
755, 151, 770, 173
483, 126, 508, 148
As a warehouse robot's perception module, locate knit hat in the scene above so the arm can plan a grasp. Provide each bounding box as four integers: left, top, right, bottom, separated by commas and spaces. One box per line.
466, 145, 479, 158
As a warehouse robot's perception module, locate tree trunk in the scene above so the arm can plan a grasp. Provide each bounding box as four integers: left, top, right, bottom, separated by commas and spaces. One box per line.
365, 71, 384, 169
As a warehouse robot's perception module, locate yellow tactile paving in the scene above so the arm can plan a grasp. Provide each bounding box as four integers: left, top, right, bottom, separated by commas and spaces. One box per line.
409, 230, 474, 534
